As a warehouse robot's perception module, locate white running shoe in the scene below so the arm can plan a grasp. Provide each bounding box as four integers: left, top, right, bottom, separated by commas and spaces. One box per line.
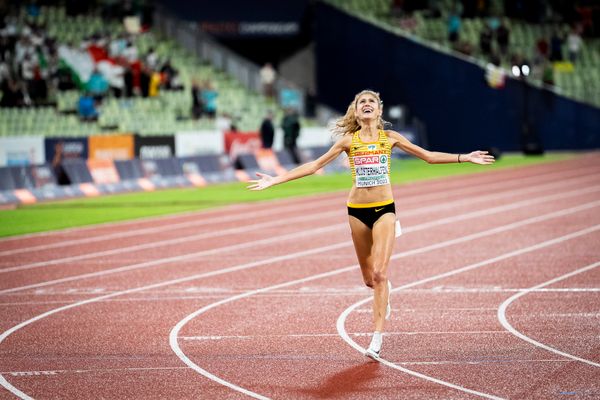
365, 347, 380, 360
385, 280, 392, 320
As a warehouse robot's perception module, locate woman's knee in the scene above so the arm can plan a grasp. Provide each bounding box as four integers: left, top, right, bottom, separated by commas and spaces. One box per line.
372, 270, 387, 286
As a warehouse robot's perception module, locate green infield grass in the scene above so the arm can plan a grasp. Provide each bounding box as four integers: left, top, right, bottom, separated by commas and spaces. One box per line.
0, 153, 576, 237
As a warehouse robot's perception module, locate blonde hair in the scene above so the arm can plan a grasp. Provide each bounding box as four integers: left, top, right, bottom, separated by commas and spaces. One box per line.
330, 90, 387, 137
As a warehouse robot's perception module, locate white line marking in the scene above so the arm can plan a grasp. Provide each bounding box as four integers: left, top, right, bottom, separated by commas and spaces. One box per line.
0, 196, 340, 258
4, 172, 598, 273
0, 224, 344, 294
1, 200, 599, 398
3, 366, 191, 376
497, 261, 600, 367
0, 206, 345, 274
4, 184, 600, 294
170, 223, 600, 400
1, 164, 594, 255
336, 225, 600, 400
179, 331, 510, 340
396, 359, 570, 366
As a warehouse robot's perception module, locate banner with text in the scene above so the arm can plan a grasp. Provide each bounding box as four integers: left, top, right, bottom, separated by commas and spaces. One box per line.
135, 135, 176, 159
44, 137, 89, 164
87, 159, 120, 184
224, 131, 261, 161
175, 131, 224, 156
0, 137, 45, 167
88, 134, 135, 160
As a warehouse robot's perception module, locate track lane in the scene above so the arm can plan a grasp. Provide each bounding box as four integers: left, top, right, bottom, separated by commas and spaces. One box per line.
0, 156, 593, 254
3, 175, 599, 294
1, 157, 600, 400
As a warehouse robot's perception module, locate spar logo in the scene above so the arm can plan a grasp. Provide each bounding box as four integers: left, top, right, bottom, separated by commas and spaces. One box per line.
355, 155, 380, 165
380, 155, 388, 164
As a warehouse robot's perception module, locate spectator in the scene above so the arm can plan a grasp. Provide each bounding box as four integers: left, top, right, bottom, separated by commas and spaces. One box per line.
0, 78, 24, 107
282, 108, 301, 163
122, 40, 138, 63
200, 80, 218, 118
191, 80, 203, 119
51, 142, 70, 185
535, 36, 549, 60
479, 25, 493, 56
260, 62, 276, 99
260, 110, 275, 149
139, 66, 150, 97
447, 6, 462, 43
495, 19, 510, 58
542, 61, 555, 86
566, 26, 583, 63
145, 46, 159, 70
550, 29, 564, 61
78, 92, 98, 121
160, 59, 177, 89
86, 67, 109, 99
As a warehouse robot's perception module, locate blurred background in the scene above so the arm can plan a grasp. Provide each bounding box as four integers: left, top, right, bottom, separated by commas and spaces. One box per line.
0, 0, 599, 204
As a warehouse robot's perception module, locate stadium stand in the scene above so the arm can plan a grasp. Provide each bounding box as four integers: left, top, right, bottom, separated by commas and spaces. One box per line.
0, 3, 347, 205
0, 4, 283, 137
324, 0, 600, 108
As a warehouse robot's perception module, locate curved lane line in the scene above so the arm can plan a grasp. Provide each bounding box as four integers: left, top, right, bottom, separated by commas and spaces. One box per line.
2, 201, 599, 398
170, 224, 600, 399
497, 261, 600, 367
336, 225, 600, 400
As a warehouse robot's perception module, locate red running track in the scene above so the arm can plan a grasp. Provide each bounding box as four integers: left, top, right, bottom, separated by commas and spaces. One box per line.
1, 154, 599, 399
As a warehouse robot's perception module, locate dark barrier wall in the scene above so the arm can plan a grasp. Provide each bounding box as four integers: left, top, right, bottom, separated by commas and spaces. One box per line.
158, 0, 307, 24
0, 165, 57, 190
315, 3, 600, 152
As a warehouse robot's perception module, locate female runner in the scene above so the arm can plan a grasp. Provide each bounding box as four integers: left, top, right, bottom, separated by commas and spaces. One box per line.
247, 90, 495, 359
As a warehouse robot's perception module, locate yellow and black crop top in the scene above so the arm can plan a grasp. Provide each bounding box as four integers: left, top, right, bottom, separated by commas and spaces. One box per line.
348, 130, 392, 188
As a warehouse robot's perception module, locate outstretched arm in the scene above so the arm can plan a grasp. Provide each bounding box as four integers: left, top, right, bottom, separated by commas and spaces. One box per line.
387, 130, 495, 165
247, 136, 350, 190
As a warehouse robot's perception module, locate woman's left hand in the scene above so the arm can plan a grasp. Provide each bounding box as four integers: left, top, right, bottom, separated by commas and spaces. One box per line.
464, 150, 495, 165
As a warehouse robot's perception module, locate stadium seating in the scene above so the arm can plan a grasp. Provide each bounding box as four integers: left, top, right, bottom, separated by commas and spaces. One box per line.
325, 0, 600, 108
0, 5, 282, 137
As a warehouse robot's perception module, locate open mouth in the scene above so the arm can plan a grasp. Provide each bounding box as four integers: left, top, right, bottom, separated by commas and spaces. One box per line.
362, 108, 373, 114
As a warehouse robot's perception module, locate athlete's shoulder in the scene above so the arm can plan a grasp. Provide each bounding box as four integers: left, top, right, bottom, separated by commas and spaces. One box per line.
334, 134, 353, 149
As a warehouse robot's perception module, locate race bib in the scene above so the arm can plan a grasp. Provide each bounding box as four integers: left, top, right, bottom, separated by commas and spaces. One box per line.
353, 153, 390, 187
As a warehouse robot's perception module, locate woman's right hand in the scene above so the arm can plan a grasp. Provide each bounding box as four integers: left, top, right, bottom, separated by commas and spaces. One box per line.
247, 172, 275, 191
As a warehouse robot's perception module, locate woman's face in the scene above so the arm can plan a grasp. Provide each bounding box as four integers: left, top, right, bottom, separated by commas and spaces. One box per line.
355, 93, 381, 122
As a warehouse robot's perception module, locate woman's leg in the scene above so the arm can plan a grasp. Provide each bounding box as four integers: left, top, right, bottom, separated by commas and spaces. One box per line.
348, 216, 374, 288
349, 212, 396, 358
370, 213, 396, 332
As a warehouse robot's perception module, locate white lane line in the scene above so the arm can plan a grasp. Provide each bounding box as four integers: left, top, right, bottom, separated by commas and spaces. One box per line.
336, 224, 600, 400
3, 366, 190, 376
3, 168, 595, 264
4, 183, 600, 294
179, 331, 510, 340
497, 260, 600, 367
0, 205, 345, 274
0, 224, 345, 295
1, 163, 594, 255
0, 196, 341, 258
170, 222, 600, 400
0, 201, 600, 398
397, 359, 570, 366
2, 200, 598, 398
